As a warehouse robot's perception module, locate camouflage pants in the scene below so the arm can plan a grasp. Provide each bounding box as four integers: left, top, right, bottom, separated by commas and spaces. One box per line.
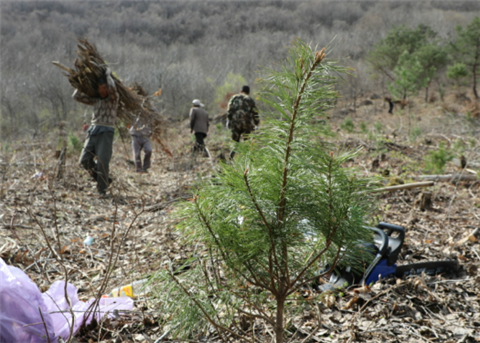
230, 117, 255, 142
231, 129, 252, 142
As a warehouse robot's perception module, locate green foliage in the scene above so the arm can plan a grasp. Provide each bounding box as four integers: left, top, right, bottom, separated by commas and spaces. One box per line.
424, 142, 454, 174
367, 24, 440, 77
447, 63, 469, 87
153, 39, 378, 343
388, 50, 431, 101
451, 16, 480, 98
68, 132, 83, 154
341, 117, 355, 132
360, 121, 367, 133
210, 72, 247, 107
374, 120, 383, 133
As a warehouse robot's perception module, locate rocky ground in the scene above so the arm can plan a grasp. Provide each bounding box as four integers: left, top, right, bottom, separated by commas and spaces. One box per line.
1, 91, 479, 343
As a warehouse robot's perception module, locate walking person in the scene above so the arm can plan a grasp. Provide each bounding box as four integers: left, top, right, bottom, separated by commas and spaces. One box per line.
385, 97, 395, 114
226, 85, 260, 158
74, 68, 119, 196
189, 99, 209, 156
130, 116, 152, 173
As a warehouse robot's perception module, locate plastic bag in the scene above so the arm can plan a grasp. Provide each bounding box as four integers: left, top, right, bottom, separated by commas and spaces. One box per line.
43, 282, 134, 340
0, 258, 134, 342
0, 258, 56, 343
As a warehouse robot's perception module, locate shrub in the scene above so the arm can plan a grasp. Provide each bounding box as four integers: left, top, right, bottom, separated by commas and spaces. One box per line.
341, 116, 355, 132
68, 132, 83, 154
424, 142, 454, 174
360, 121, 368, 133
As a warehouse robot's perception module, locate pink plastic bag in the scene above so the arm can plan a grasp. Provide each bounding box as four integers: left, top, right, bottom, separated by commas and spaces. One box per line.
0, 258, 56, 343
1, 259, 134, 342
42, 281, 134, 340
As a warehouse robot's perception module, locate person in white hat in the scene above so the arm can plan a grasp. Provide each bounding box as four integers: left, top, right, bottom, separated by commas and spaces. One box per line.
189, 99, 209, 155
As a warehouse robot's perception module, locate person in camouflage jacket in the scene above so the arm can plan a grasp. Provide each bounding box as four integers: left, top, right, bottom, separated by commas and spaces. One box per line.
226, 85, 259, 143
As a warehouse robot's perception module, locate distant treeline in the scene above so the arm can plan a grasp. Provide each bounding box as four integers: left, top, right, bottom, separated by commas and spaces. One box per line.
1, 0, 479, 139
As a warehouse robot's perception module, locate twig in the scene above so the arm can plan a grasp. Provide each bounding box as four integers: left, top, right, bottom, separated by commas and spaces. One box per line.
38, 307, 52, 343
1, 224, 40, 230
9, 210, 23, 243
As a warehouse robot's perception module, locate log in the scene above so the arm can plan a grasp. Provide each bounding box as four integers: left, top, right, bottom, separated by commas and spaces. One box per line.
371, 181, 434, 193
415, 174, 478, 182
452, 158, 480, 169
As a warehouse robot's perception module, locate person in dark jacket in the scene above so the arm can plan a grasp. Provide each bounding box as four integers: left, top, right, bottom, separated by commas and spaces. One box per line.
189, 99, 209, 155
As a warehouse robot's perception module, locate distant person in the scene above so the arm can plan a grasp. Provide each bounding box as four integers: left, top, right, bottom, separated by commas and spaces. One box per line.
385, 97, 394, 114
73, 68, 119, 196
226, 85, 259, 158
189, 99, 209, 155
129, 116, 152, 173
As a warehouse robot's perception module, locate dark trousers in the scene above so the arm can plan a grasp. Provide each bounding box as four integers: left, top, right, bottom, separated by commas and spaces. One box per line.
388, 101, 394, 114
194, 132, 207, 152
79, 131, 114, 193
132, 135, 152, 172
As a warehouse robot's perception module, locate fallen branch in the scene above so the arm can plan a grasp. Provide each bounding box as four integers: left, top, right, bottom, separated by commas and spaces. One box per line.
371, 181, 434, 193
454, 228, 480, 246
145, 196, 189, 212
415, 174, 478, 182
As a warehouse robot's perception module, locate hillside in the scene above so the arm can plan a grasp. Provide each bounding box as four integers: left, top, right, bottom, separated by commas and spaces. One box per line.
1, 86, 479, 342
1, 1, 479, 342
1, 0, 480, 140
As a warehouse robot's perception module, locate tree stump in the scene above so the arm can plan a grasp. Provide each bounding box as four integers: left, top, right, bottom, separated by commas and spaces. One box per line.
417, 191, 432, 211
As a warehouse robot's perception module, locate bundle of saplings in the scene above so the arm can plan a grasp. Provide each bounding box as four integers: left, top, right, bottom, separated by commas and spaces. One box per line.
53, 38, 170, 154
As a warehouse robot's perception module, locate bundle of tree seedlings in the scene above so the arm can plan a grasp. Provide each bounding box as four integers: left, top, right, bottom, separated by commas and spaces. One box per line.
53, 38, 171, 155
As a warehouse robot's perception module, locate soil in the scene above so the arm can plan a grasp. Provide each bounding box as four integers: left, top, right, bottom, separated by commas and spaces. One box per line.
1, 91, 479, 343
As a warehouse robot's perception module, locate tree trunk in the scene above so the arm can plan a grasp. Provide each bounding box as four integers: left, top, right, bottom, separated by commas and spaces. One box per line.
275, 296, 285, 343
473, 59, 478, 99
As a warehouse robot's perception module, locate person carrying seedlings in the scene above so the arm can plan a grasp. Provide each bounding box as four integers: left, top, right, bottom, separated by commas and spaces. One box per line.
226, 85, 259, 158
189, 99, 209, 155
74, 68, 119, 196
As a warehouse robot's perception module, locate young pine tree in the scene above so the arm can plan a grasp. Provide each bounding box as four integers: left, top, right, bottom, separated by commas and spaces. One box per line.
152, 39, 378, 343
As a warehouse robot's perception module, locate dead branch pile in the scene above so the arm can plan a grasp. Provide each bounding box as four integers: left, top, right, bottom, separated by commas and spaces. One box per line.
52, 38, 171, 155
